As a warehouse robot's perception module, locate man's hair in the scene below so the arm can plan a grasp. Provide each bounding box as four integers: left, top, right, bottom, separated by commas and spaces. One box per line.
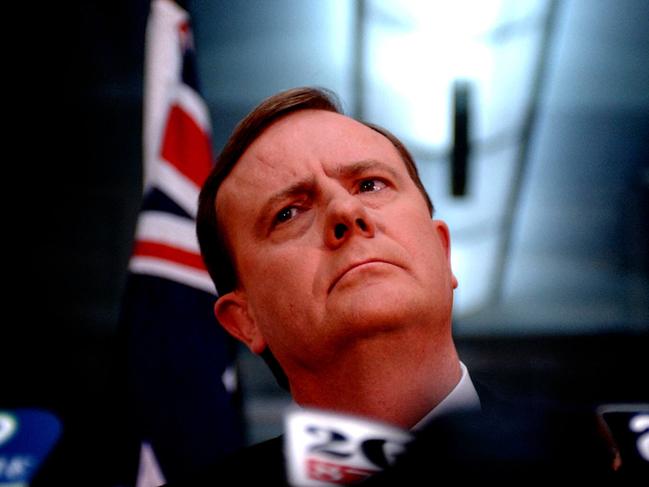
196, 86, 434, 390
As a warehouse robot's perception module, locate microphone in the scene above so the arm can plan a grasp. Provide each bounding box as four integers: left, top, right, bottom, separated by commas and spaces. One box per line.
597, 403, 649, 479
282, 402, 649, 485
0, 409, 61, 486
284, 407, 412, 486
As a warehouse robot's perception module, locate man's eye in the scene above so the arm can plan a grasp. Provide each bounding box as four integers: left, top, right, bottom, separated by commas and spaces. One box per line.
359, 179, 386, 193
275, 206, 298, 223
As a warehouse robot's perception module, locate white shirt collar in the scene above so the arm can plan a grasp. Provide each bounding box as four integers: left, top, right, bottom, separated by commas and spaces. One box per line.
412, 361, 481, 430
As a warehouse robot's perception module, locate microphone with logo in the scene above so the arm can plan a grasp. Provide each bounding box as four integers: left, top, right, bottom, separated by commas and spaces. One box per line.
0, 409, 61, 486
284, 407, 413, 487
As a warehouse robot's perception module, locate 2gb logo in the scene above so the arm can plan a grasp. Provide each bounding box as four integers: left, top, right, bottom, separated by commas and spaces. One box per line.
306, 425, 407, 469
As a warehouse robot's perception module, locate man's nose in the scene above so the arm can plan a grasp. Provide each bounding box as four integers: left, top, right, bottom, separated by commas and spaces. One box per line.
324, 191, 376, 249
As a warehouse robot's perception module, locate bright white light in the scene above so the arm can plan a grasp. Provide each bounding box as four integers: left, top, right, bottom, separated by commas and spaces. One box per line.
365, 0, 550, 322
450, 234, 500, 316
366, 0, 502, 148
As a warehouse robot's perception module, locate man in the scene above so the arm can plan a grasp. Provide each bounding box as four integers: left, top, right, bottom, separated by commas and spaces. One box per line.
184, 87, 616, 485
197, 86, 478, 425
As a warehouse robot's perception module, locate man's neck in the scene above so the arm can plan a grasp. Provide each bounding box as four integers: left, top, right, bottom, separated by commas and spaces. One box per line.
288, 330, 462, 429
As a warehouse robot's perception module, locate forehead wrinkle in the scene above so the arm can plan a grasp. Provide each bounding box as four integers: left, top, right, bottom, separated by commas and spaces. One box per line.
251, 148, 282, 171
266, 176, 317, 206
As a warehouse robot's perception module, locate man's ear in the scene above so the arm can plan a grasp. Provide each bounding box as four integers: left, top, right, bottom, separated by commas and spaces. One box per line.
433, 220, 459, 290
214, 291, 267, 355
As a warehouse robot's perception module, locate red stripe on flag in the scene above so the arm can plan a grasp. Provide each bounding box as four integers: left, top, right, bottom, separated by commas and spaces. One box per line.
133, 240, 207, 271
160, 104, 212, 187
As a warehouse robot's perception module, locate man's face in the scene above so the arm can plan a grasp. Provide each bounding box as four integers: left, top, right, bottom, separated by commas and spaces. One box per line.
215, 109, 457, 371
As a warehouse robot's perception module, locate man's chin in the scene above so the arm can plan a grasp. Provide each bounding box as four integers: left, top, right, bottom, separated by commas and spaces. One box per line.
327, 282, 427, 328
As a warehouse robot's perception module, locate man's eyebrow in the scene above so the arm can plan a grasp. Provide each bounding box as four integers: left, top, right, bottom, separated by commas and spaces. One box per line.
334, 159, 401, 181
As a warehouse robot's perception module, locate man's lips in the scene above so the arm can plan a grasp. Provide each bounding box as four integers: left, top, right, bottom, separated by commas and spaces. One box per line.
328, 259, 397, 293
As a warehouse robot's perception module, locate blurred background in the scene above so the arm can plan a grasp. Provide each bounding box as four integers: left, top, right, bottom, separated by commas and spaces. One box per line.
6, 0, 648, 485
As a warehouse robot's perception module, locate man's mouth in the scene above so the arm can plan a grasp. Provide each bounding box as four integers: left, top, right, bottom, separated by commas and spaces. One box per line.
328, 259, 396, 293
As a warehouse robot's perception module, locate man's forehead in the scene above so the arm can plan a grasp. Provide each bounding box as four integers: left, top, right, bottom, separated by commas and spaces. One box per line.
216, 109, 405, 212
233, 110, 396, 176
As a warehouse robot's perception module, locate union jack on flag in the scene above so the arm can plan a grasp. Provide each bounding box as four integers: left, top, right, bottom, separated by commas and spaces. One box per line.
118, 0, 243, 484
132, 0, 213, 290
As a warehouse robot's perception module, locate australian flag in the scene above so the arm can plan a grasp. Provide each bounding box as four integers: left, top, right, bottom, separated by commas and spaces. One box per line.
118, 0, 243, 484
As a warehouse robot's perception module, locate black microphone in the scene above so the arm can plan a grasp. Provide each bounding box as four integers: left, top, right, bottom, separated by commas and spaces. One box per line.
360, 401, 633, 485
597, 403, 649, 480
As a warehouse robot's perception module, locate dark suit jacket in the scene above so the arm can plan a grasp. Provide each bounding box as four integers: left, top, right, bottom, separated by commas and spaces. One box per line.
360, 385, 621, 485
164, 383, 633, 485
163, 434, 286, 486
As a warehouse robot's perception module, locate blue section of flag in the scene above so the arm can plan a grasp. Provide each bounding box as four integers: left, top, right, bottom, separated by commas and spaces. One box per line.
114, 1, 244, 483
122, 275, 243, 482
140, 187, 192, 219
181, 44, 200, 92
